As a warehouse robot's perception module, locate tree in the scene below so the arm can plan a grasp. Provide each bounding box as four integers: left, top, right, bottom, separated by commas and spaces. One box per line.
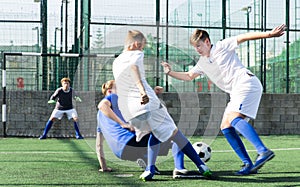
93, 28, 104, 51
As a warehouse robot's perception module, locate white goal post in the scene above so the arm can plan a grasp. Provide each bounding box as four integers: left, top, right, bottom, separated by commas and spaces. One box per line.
1, 52, 117, 137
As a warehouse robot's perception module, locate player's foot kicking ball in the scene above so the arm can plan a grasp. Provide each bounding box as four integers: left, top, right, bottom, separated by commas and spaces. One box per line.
251, 149, 275, 172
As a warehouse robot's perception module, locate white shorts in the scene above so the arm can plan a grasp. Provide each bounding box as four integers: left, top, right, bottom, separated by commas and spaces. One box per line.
50, 109, 78, 120
129, 105, 177, 143
225, 74, 263, 119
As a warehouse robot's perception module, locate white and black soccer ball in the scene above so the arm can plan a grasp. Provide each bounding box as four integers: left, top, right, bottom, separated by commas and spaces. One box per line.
192, 142, 212, 163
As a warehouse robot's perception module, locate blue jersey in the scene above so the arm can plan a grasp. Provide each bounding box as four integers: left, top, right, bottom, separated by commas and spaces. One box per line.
97, 93, 135, 158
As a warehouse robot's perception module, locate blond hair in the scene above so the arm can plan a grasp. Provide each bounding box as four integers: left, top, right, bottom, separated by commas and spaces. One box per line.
190, 29, 210, 46
61, 77, 71, 84
124, 30, 146, 49
101, 80, 115, 95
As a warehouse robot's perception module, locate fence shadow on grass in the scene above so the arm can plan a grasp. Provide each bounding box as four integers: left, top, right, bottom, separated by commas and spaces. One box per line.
57, 138, 99, 170
212, 170, 300, 184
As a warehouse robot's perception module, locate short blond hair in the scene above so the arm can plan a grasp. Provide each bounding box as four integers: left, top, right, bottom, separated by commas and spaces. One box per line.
61, 77, 71, 84
124, 30, 146, 49
101, 80, 115, 95
190, 29, 210, 46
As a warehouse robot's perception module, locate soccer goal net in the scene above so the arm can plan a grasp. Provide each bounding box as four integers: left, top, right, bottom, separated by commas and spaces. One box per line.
1, 52, 116, 137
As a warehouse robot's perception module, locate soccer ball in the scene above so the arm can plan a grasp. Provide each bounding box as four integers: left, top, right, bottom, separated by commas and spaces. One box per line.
192, 142, 212, 163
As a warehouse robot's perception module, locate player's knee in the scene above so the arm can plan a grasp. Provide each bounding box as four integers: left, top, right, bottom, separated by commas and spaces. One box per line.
220, 121, 231, 130
50, 118, 56, 121
220, 112, 243, 129
171, 128, 178, 137
226, 112, 245, 125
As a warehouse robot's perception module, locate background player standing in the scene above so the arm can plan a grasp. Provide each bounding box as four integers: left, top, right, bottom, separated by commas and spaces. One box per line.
39, 77, 83, 140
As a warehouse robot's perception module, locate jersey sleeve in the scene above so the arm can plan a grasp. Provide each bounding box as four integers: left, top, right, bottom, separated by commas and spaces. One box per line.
218, 36, 238, 52
49, 88, 60, 100
190, 59, 205, 76
105, 94, 112, 103
129, 51, 144, 66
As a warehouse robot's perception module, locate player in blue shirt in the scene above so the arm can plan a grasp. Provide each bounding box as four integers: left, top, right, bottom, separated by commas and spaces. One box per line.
96, 80, 189, 178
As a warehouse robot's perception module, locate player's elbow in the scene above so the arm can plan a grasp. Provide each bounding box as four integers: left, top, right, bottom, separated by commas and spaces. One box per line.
185, 73, 195, 81
186, 76, 194, 81
98, 102, 106, 111
98, 105, 105, 112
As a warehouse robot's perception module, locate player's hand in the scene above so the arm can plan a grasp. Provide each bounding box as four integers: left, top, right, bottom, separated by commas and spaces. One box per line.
126, 124, 135, 132
47, 100, 56, 104
161, 61, 171, 74
140, 94, 149, 105
121, 123, 135, 132
269, 24, 286, 37
74, 96, 82, 102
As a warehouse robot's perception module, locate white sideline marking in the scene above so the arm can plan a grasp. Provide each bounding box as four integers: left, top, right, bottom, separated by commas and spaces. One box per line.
0, 148, 299, 154
0, 151, 95, 154
212, 147, 300, 153
114, 174, 133, 178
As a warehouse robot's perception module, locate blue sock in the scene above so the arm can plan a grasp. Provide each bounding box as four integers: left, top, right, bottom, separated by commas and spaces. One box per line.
222, 127, 252, 165
172, 130, 205, 168
42, 120, 53, 136
73, 122, 81, 137
146, 134, 160, 173
231, 117, 268, 154
172, 143, 185, 170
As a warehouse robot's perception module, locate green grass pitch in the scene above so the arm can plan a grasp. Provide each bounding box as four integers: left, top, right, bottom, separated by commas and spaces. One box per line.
0, 135, 299, 187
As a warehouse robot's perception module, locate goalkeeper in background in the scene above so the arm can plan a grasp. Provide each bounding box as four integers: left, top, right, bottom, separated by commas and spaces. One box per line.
39, 77, 84, 139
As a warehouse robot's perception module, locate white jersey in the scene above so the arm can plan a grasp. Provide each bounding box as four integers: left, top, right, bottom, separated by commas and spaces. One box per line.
190, 36, 254, 94
113, 50, 161, 121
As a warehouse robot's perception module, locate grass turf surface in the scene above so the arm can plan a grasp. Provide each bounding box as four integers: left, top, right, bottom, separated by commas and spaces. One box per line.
0, 135, 299, 187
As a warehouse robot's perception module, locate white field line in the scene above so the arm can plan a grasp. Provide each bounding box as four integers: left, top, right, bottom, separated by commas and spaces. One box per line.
212, 147, 300, 153
0, 147, 299, 154
0, 151, 96, 154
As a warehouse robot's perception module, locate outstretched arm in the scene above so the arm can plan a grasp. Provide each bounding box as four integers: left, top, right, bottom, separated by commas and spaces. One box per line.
161, 61, 200, 81
96, 132, 112, 172
237, 24, 286, 45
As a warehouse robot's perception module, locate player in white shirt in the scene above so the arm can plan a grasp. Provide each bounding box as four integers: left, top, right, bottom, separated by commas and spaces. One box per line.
113, 30, 212, 181
161, 24, 286, 175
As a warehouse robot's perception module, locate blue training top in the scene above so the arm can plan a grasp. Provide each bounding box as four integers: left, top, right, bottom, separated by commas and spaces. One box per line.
97, 93, 135, 158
